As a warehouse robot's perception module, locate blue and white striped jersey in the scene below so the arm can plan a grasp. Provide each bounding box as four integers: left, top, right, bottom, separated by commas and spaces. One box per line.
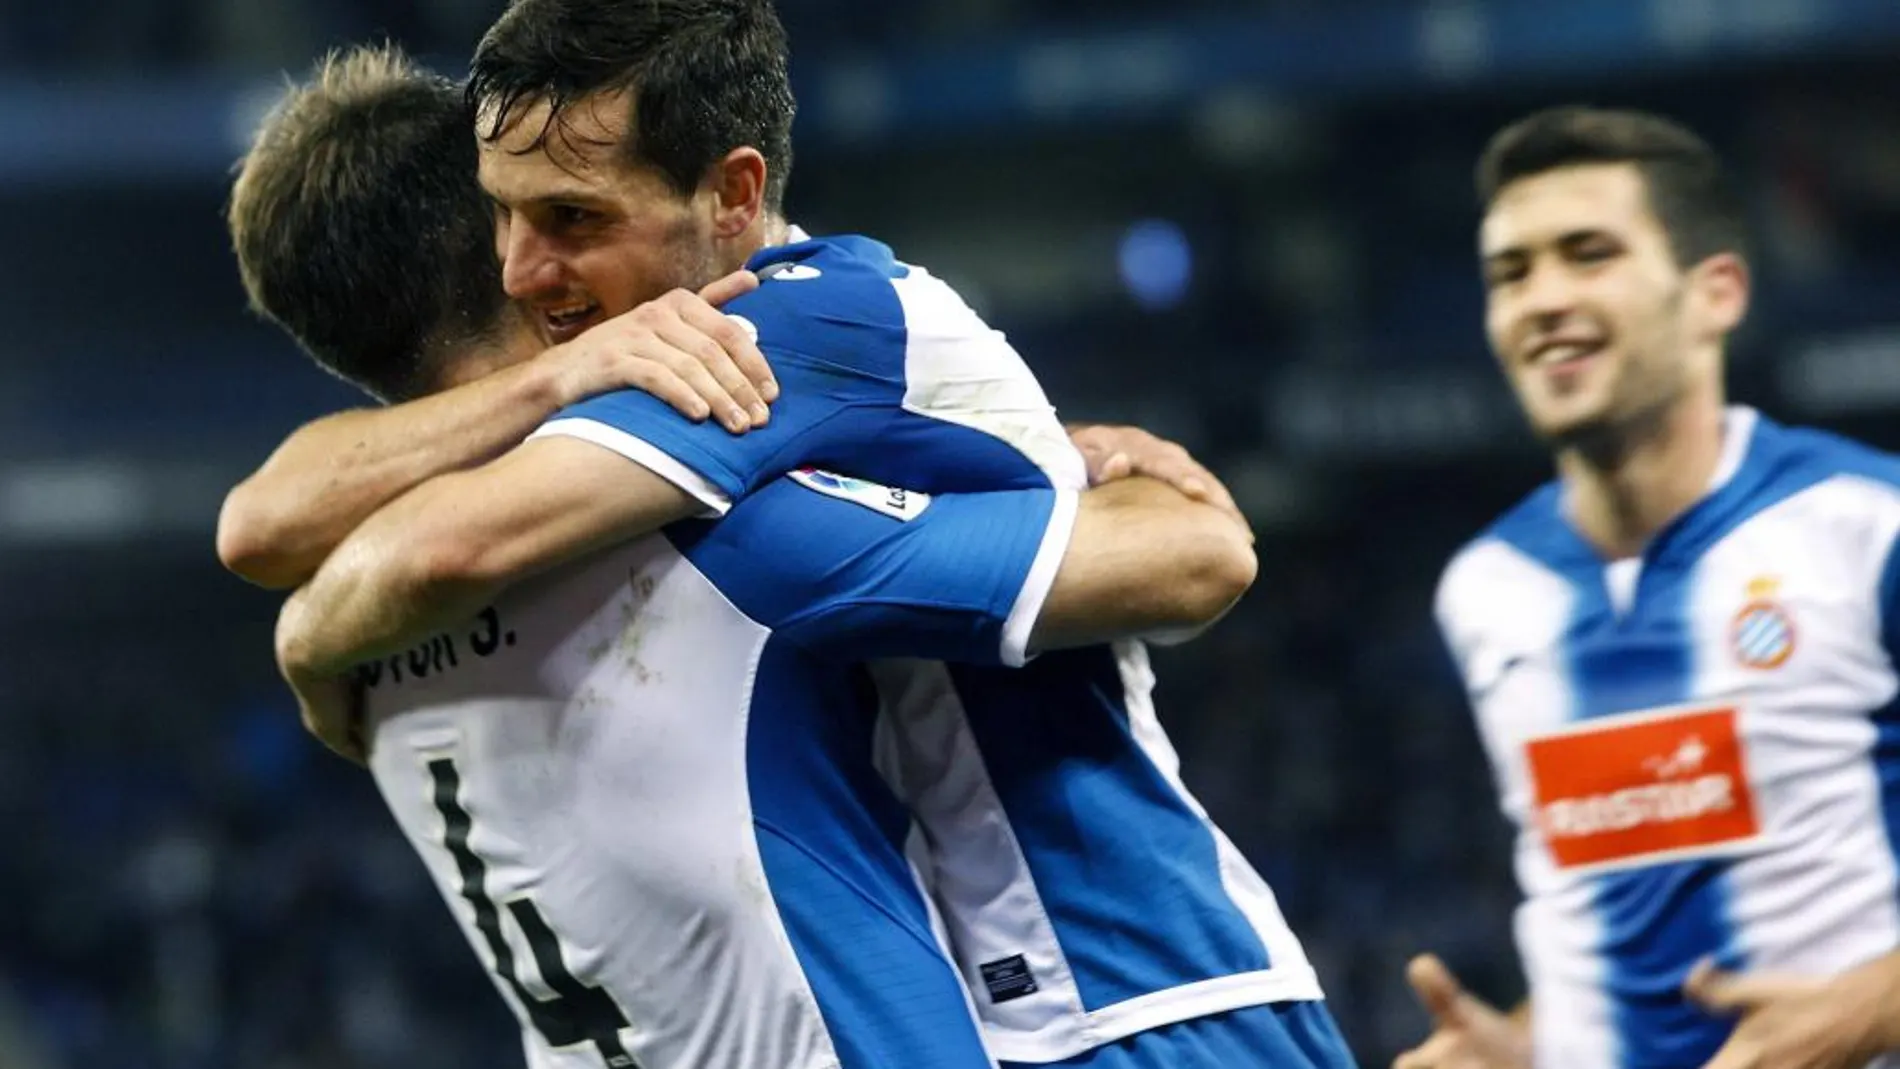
1438, 408, 1900, 1069
531, 232, 1087, 511
365, 476, 1075, 1069
871, 647, 1323, 1064
540, 233, 1324, 1064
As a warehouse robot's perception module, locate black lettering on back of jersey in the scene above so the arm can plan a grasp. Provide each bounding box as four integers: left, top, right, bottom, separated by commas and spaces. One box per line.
427, 758, 640, 1066
469, 606, 503, 657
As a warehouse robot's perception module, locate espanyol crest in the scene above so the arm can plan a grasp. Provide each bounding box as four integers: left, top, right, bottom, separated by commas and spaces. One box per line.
1730, 576, 1796, 670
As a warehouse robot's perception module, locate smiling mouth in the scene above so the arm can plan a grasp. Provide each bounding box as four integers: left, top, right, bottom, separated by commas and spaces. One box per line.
542, 302, 601, 341
1527, 340, 1606, 369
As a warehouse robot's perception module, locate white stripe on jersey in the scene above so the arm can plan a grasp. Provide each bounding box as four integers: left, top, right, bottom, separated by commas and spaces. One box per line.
887, 264, 1089, 495
1699, 477, 1900, 976
1438, 538, 1620, 1069
867, 658, 1093, 1056
527, 417, 729, 515
1000, 491, 1081, 668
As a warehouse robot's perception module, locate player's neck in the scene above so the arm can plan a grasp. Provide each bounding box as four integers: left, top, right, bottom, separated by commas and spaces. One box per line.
718, 213, 792, 275
1556, 389, 1727, 561
760, 213, 790, 248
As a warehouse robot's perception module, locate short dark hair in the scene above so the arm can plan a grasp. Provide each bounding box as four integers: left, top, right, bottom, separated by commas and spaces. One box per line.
1476, 106, 1747, 269
469, 0, 796, 211
228, 44, 508, 402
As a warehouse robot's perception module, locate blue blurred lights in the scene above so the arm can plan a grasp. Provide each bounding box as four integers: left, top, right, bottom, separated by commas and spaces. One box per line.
1118, 219, 1193, 310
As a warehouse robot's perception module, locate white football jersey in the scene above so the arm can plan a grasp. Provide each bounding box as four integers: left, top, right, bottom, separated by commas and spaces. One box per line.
1438, 408, 1900, 1069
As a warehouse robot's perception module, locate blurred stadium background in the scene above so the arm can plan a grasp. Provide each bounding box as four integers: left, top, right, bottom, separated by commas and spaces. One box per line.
3, 1, 1899, 1066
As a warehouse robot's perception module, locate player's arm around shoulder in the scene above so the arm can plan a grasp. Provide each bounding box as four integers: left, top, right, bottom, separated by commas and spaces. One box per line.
275, 435, 698, 679
1028, 474, 1256, 655
219, 271, 770, 590
218, 359, 572, 590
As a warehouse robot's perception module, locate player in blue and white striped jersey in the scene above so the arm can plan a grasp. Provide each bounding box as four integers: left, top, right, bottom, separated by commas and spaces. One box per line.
439, 2, 1354, 1058
1398, 108, 1900, 1069
523, 231, 1353, 1069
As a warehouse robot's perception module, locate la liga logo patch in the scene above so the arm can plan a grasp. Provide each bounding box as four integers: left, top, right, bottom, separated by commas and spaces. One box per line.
786, 468, 930, 521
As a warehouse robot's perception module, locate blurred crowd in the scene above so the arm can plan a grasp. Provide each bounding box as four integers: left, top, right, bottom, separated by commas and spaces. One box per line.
4, 2, 1900, 1068
0, 0, 1366, 72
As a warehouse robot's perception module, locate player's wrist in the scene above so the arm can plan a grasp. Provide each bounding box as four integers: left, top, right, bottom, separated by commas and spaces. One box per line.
518, 343, 583, 411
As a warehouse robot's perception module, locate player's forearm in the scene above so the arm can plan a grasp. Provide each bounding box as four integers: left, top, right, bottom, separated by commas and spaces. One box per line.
273, 463, 545, 676
276, 438, 700, 676
275, 505, 503, 679
1029, 477, 1255, 653
217, 358, 568, 589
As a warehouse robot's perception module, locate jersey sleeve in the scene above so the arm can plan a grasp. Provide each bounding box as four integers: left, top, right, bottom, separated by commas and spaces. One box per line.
527, 241, 1086, 514
672, 474, 1080, 668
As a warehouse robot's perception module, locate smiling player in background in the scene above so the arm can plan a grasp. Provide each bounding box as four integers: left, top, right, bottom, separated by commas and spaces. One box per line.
1398, 106, 1900, 1069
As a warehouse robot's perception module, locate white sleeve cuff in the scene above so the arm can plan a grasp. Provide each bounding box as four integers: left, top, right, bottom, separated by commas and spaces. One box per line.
997, 489, 1081, 668
529, 418, 732, 518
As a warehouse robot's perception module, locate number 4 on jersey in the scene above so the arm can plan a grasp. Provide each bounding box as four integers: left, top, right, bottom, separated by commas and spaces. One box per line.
428, 757, 642, 1068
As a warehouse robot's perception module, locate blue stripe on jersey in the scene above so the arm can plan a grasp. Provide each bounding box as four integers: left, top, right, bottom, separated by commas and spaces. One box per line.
744, 642, 994, 1069
555, 235, 1061, 501
1484, 414, 1899, 1069
946, 647, 1273, 1009
1571, 584, 1741, 1069
1878, 531, 1900, 919
1531, 508, 1742, 1069
1879, 537, 1900, 658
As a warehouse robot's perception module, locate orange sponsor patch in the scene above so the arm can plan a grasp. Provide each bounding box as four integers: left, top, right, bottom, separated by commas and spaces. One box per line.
1524, 705, 1762, 873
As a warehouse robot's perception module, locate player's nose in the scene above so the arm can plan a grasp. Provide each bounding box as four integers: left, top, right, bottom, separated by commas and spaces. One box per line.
500, 222, 564, 301
1518, 260, 1581, 319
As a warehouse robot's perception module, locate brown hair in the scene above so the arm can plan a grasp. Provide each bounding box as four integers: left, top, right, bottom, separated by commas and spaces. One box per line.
469, 0, 796, 212
228, 44, 507, 401
1477, 106, 1747, 268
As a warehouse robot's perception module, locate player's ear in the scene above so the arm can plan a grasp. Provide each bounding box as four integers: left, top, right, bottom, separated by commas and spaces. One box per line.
707, 147, 767, 240
1689, 251, 1749, 340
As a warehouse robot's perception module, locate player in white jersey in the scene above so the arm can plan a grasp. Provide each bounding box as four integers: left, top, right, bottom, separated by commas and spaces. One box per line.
228, 46, 1273, 1069
1394, 107, 1900, 1069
